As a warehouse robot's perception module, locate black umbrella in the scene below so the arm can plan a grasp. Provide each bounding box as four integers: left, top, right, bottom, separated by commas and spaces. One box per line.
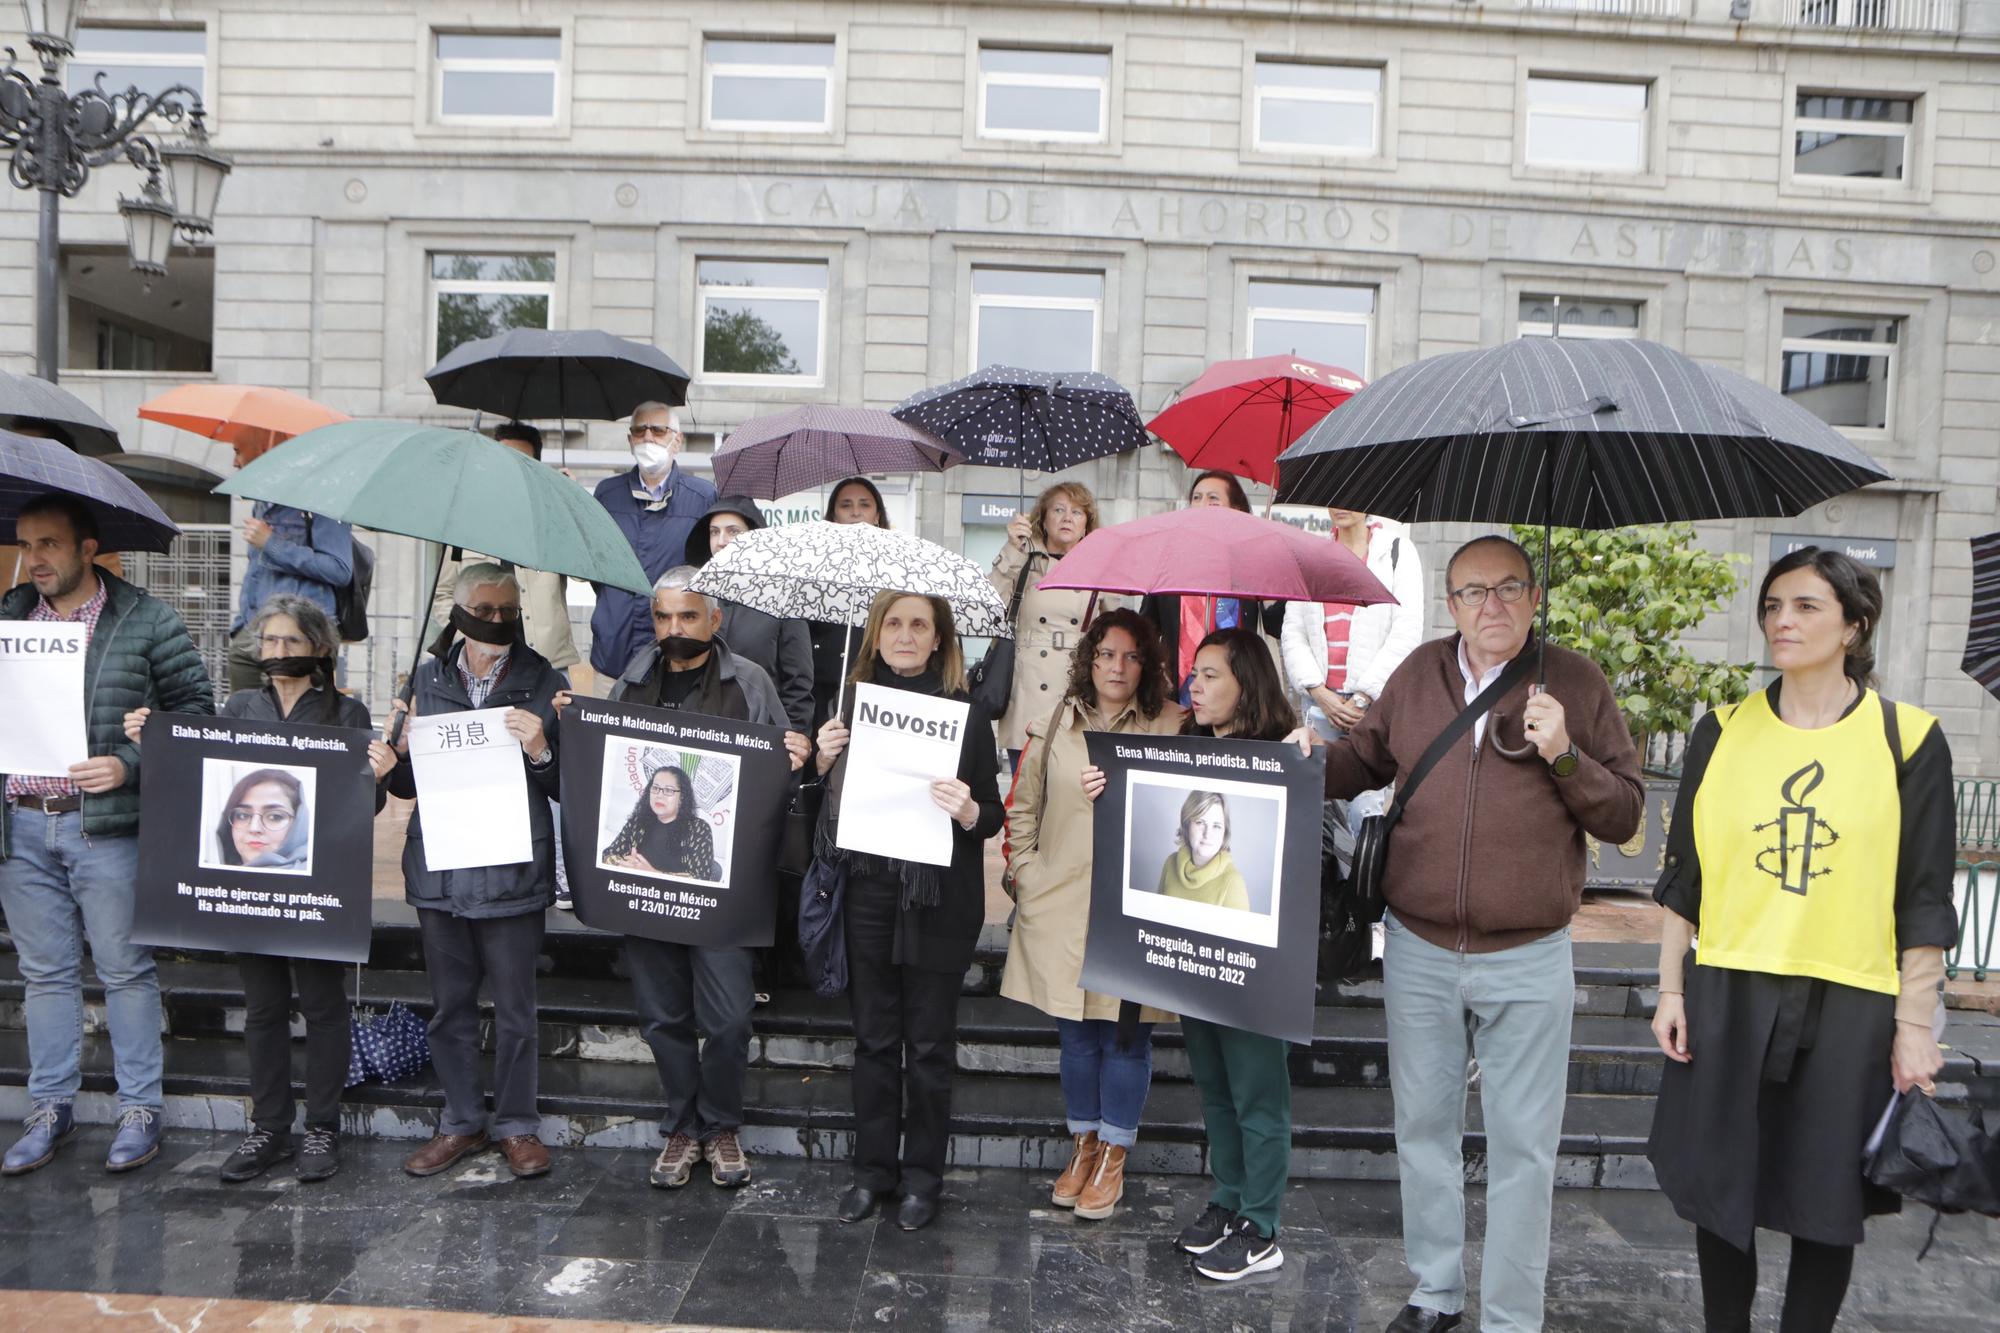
0, 429, 179, 553
1963, 531, 2000, 702
0, 370, 122, 456
1274, 336, 1891, 682
424, 327, 690, 422
890, 366, 1147, 495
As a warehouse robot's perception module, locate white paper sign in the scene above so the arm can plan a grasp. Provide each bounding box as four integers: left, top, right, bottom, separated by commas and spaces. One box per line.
836, 683, 972, 868
409, 707, 533, 872
0, 622, 88, 776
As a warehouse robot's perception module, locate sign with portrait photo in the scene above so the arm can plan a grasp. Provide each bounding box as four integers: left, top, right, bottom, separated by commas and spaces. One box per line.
559, 698, 793, 947
132, 712, 379, 963
1080, 732, 1325, 1044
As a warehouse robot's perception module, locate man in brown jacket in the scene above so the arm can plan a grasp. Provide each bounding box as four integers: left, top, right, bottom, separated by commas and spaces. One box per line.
1322, 535, 1643, 1333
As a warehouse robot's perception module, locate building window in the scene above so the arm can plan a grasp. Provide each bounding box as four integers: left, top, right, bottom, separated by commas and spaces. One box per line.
430, 253, 556, 363
1780, 312, 1898, 432
1252, 59, 1380, 156
703, 37, 835, 132
1247, 281, 1374, 377
1519, 295, 1643, 340
970, 269, 1103, 373
95, 320, 160, 372
1794, 93, 1913, 183
1525, 76, 1648, 173
63, 247, 213, 373
67, 24, 205, 101
977, 47, 1110, 143
434, 32, 561, 124
697, 259, 828, 384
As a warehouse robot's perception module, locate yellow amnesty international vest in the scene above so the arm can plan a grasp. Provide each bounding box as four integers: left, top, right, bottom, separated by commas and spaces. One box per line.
1691, 688, 1934, 995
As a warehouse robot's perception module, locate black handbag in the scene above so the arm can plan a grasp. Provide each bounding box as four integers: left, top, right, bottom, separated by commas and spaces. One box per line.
778, 780, 824, 878
968, 556, 1035, 720
1319, 649, 1536, 986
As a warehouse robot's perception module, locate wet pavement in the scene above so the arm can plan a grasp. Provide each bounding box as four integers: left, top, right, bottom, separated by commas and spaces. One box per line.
1, 1128, 1995, 1330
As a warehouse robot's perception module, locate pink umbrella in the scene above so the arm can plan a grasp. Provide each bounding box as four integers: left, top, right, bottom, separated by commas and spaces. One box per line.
1036, 506, 1393, 607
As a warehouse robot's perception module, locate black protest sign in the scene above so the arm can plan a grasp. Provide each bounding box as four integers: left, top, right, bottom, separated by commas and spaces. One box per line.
133, 712, 378, 963
1079, 732, 1325, 1044
560, 699, 792, 948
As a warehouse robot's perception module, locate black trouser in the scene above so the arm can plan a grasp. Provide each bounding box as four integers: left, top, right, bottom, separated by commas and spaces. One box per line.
417, 907, 545, 1140
1696, 1227, 1855, 1333
844, 872, 961, 1200
238, 952, 349, 1133
625, 936, 754, 1141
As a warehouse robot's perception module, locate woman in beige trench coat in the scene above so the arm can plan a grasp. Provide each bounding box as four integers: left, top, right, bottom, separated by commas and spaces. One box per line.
1002, 608, 1184, 1221
989, 481, 1109, 759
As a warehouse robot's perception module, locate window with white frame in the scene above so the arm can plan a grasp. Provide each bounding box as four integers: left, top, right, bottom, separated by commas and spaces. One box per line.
1246, 281, 1375, 377
434, 32, 561, 123
67, 25, 205, 101
1525, 76, 1649, 173
698, 259, 828, 383
1252, 59, 1380, 156
1780, 312, 1898, 432
970, 269, 1103, 373
1518, 295, 1643, 339
1794, 93, 1914, 183
703, 37, 836, 131
977, 47, 1110, 143
430, 253, 556, 363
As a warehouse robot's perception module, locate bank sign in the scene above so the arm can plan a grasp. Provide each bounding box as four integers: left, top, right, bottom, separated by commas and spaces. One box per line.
1769, 534, 1897, 568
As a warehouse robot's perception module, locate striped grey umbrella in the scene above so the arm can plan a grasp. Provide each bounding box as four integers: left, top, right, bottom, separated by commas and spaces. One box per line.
1964, 531, 2000, 701
712, 405, 961, 500
0, 428, 179, 552
1274, 336, 1888, 526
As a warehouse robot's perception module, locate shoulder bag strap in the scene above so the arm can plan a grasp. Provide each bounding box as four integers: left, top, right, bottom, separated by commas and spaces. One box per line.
1383, 646, 1538, 829
1877, 690, 1908, 774
1007, 554, 1036, 617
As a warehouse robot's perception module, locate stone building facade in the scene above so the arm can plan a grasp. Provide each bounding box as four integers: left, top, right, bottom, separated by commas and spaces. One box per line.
2, 0, 1996, 770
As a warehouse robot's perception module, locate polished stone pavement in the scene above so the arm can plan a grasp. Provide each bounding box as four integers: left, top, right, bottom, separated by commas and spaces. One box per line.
0, 1128, 1993, 1331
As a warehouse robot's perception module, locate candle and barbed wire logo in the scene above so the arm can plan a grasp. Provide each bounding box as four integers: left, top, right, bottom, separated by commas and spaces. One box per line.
1753, 760, 1839, 896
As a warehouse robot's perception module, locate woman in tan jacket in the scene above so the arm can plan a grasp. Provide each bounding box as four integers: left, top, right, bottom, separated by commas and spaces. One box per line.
1001, 608, 1183, 1220
989, 481, 1104, 762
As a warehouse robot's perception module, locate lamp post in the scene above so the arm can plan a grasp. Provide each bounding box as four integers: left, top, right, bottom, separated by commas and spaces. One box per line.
1, 1, 232, 381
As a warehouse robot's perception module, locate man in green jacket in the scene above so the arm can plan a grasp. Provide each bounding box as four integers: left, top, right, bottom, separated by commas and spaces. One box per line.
1, 494, 215, 1176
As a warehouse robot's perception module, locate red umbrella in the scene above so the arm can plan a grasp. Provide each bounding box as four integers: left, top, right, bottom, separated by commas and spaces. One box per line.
1148, 355, 1364, 488
1036, 506, 1392, 607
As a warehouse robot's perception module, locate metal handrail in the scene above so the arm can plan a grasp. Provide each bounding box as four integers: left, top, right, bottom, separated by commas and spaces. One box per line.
1948, 860, 1996, 983
1958, 779, 2000, 853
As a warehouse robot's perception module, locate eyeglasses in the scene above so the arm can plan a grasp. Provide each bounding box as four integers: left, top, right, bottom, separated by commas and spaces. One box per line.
629, 423, 681, 439
1449, 579, 1533, 610
466, 604, 522, 623
227, 806, 295, 831
257, 633, 311, 653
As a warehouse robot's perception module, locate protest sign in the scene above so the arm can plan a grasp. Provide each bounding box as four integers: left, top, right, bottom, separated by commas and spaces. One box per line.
835, 682, 969, 868
408, 707, 532, 872
1079, 732, 1325, 1044
559, 698, 792, 947
0, 622, 87, 776
132, 712, 377, 963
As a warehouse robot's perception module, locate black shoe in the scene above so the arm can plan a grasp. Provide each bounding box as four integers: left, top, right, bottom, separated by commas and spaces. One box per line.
219, 1126, 293, 1183
1385, 1306, 1462, 1332
296, 1127, 340, 1182
896, 1192, 938, 1232
1176, 1201, 1236, 1255
838, 1185, 884, 1223
1193, 1217, 1284, 1282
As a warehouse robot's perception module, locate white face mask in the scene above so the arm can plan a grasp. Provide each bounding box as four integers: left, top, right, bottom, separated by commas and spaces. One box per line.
632, 441, 673, 473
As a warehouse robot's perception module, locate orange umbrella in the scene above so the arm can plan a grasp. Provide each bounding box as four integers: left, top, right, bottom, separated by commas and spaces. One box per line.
138, 384, 350, 462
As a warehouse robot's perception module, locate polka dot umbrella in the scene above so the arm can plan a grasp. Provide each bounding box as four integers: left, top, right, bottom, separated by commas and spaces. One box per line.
889, 366, 1149, 496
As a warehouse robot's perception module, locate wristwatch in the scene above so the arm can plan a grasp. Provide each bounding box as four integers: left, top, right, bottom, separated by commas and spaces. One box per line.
1549, 744, 1580, 779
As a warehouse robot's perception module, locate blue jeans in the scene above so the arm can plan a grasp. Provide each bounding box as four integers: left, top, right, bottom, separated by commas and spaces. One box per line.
1055, 1018, 1154, 1149
0, 807, 162, 1109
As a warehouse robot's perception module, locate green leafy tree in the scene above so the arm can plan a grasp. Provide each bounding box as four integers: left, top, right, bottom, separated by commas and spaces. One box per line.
703, 306, 800, 376
1512, 523, 1753, 758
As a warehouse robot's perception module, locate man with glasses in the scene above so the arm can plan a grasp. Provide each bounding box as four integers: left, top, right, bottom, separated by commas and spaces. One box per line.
387, 563, 563, 1181
588, 403, 717, 691
1312, 535, 1643, 1333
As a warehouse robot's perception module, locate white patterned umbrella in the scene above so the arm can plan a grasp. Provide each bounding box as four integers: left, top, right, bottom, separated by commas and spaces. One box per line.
688, 520, 1013, 639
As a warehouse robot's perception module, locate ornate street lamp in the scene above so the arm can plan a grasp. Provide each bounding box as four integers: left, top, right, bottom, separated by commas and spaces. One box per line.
1, 1, 233, 380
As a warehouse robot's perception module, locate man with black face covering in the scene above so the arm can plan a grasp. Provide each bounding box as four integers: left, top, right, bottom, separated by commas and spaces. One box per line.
386, 563, 563, 1182
591, 566, 808, 1190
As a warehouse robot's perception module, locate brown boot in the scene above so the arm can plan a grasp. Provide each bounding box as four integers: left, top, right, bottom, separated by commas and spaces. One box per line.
402, 1131, 488, 1177
1074, 1144, 1127, 1220
1050, 1131, 1101, 1207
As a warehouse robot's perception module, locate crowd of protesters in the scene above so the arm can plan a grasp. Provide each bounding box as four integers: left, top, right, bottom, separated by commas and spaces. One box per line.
0, 407, 1956, 1330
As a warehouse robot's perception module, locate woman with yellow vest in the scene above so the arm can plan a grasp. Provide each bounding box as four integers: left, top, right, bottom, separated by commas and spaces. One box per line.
1647, 547, 1958, 1333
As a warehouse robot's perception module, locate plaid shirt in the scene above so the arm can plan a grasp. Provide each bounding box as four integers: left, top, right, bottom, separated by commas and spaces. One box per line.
6, 579, 109, 802
457, 645, 511, 709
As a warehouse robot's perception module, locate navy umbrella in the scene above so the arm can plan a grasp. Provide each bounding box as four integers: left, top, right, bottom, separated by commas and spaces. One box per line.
890, 366, 1148, 480
0, 428, 179, 552
1963, 531, 2000, 702
424, 327, 691, 421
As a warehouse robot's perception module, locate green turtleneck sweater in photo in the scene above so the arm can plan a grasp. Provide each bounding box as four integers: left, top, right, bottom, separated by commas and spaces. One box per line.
1156, 847, 1249, 912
